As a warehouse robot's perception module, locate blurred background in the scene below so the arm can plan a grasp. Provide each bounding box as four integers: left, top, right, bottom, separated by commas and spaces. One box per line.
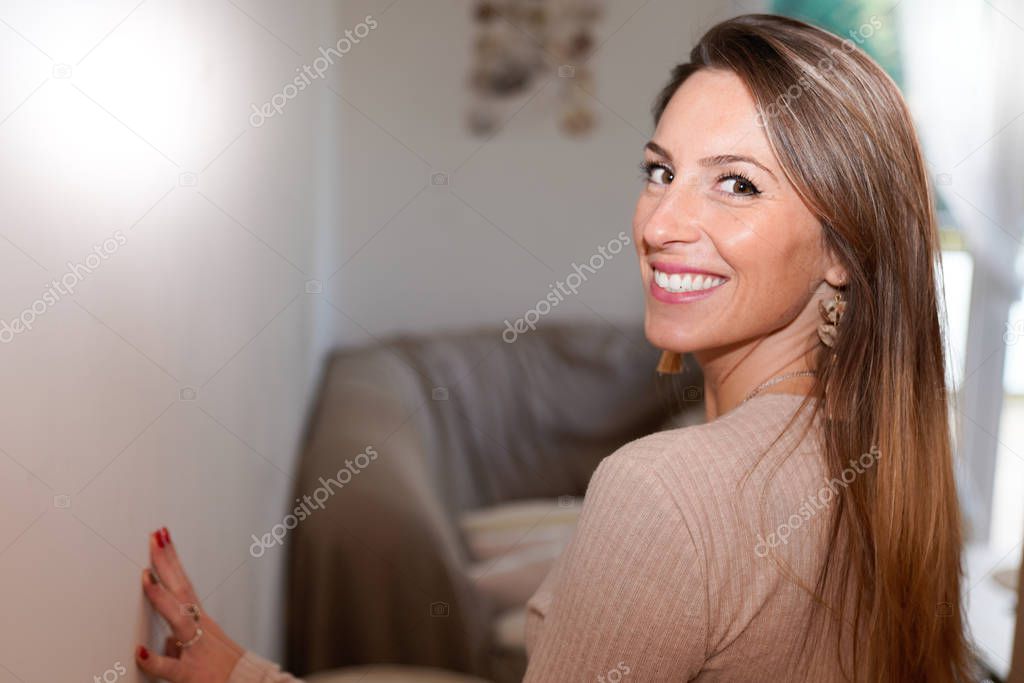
0, 0, 1021, 681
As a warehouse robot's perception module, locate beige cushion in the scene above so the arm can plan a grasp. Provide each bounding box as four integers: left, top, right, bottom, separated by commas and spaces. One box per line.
492, 606, 527, 651
306, 665, 490, 683
460, 498, 581, 610
467, 541, 565, 610
459, 498, 582, 561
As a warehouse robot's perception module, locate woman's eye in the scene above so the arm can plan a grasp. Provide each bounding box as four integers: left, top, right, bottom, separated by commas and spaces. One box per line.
717, 174, 761, 197
641, 161, 673, 186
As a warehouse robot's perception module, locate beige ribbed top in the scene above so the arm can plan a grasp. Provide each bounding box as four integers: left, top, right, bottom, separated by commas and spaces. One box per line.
523, 392, 856, 682
228, 392, 854, 683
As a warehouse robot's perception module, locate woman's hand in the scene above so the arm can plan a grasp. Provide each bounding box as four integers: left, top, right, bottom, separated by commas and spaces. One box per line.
135, 527, 245, 682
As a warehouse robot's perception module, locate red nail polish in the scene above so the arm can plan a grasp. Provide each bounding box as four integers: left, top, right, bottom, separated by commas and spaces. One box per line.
161, 527, 171, 544
154, 530, 165, 549
138, 645, 149, 660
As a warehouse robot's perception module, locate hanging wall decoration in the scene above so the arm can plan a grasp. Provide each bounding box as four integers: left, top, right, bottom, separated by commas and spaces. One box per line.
466, 0, 605, 138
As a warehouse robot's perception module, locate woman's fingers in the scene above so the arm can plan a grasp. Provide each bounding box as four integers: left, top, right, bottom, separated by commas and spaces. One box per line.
135, 644, 184, 682
149, 527, 197, 600
163, 635, 183, 658
141, 567, 199, 640
138, 529, 248, 683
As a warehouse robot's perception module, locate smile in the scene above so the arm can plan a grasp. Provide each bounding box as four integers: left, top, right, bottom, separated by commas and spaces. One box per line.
647, 263, 729, 303
652, 268, 727, 293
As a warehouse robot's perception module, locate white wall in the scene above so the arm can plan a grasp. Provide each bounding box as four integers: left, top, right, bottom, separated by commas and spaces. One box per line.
0, 1, 748, 680
321, 0, 759, 343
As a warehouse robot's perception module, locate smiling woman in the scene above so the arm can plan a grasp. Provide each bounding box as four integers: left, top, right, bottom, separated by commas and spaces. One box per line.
625, 12, 970, 682
132, 13, 976, 683
527, 11, 975, 683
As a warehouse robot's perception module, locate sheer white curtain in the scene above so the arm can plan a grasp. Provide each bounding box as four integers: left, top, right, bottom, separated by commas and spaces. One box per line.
899, 0, 1024, 541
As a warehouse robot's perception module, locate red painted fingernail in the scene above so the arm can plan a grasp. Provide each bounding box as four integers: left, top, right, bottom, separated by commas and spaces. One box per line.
154, 530, 165, 549
137, 645, 149, 660
161, 527, 171, 544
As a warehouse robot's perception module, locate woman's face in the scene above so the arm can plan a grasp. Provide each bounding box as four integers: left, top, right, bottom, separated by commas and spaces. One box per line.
633, 68, 838, 356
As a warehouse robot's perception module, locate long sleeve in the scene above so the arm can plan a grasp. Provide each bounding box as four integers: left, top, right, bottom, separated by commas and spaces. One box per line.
227, 650, 304, 683
523, 449, 709, 682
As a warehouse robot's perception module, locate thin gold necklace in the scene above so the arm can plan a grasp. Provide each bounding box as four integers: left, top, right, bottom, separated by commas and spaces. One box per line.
742, 370, 816, 404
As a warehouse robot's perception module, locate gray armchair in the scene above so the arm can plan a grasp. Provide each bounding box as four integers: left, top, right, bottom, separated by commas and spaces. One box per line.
283, 322, 702, 682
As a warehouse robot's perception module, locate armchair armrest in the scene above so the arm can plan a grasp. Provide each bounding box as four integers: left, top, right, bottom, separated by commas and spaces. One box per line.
285, 348, 492, 677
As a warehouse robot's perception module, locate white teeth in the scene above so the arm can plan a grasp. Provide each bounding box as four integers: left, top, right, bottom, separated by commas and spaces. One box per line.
652, 269, 725, 293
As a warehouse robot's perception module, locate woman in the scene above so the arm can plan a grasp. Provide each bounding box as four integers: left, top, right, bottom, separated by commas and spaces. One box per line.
134, 14, 975, 682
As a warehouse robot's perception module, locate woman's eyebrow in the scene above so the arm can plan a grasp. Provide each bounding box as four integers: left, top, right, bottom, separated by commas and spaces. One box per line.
698, 154, 777, 181
644, 141, 673, 161
644, 142, 778, 182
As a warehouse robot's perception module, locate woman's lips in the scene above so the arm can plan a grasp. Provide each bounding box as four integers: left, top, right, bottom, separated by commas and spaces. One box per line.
649, 261, 728, 277
648, 262, 729, 303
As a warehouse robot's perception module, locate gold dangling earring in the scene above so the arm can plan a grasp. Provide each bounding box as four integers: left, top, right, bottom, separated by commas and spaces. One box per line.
656, 349, 683, 374
817, 291, 847, 348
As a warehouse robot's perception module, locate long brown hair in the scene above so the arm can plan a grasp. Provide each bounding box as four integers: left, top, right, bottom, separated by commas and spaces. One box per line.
652, 14, 974, 682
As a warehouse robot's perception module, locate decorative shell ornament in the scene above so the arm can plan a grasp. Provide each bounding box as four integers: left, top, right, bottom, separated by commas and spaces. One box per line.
817, 293, 847, 348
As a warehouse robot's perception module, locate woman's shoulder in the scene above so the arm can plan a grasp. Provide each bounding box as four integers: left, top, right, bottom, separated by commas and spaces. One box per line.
529, 394, 832, 674
620, 393, 820, 470
606, 393, 824, 532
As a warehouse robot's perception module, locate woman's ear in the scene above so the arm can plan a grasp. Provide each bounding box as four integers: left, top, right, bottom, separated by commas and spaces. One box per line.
822, 246, 848, 288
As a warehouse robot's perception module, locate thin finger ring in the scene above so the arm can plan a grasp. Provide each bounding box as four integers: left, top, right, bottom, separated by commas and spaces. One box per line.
176, 626, 204, 649
183, 603, 201, 622
175, 603, 203, 648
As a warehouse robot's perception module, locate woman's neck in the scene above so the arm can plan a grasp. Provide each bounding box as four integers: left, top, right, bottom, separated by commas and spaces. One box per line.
695, 329, 818, 421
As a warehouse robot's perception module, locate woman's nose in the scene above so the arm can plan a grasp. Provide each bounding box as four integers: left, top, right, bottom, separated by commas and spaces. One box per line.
640, 184, 703, 250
